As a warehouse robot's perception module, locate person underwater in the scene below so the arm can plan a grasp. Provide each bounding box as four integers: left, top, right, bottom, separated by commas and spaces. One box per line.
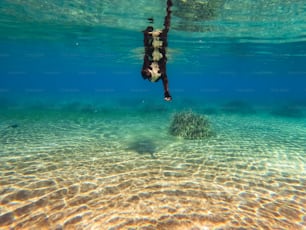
141, 0, 173, 101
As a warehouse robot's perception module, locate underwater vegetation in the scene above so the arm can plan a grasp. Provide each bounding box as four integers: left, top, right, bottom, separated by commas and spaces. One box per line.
139, 102, 169, 114
221, 100, 256, 114
117, 97, 142, 108
174, 0, 224, 21
200, 106, 218, 115
169, 111, 213, 139
60, 102, 98, 114
173, 0, 225, 32
0, 97, 16, 109
270, 104, 305, 118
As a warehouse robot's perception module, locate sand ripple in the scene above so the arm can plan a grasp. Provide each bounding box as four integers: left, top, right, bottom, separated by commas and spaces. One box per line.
0, 112, 305, 229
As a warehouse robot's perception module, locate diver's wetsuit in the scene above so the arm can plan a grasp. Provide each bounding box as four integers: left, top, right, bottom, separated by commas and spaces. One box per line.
141, 0, 173, 101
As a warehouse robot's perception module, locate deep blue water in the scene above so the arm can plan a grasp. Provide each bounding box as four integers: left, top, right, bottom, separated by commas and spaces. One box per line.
1, 37, 306, 106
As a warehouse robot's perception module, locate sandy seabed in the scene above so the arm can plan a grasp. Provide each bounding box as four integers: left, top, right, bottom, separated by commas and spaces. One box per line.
0, 108, 305, 230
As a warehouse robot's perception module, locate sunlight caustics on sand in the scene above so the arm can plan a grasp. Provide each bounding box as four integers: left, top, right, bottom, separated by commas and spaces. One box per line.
0, 103, 305, 229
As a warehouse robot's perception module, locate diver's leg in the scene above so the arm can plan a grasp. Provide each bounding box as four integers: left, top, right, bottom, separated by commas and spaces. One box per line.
163, 0, 173, 31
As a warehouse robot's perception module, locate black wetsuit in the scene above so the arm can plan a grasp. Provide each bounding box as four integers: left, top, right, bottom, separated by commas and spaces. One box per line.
141, 0, 173, 101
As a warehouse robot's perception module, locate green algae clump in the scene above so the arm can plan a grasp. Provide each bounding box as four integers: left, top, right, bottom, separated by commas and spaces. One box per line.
169, 111, 213, 139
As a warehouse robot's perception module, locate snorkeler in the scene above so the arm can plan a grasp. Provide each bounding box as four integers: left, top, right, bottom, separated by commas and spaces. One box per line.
141, 0, 173, 101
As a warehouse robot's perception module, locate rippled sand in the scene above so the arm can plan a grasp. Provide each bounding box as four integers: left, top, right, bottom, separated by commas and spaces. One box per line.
0, 108, 305, 229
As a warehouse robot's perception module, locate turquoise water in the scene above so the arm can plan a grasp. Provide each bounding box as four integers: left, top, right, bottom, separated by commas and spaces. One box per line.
1, 0, 306, 229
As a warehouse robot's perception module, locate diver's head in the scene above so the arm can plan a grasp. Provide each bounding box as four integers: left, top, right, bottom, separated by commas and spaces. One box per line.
141, 68, 151, 79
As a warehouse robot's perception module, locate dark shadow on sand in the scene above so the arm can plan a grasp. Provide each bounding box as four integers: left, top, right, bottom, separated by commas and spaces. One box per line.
126, 138, 157, 159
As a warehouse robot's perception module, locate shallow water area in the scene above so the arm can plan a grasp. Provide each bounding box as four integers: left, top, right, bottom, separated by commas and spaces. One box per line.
0, 100, 305, 229
1, 0, 306, 229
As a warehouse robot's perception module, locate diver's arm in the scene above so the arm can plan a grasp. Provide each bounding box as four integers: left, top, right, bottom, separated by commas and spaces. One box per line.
161, 74, 172, 101
143, 26, 153, 47
141, 55, 151, 79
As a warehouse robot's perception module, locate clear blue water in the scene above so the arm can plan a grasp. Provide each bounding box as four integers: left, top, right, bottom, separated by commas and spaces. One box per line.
0, 1, 306, 229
